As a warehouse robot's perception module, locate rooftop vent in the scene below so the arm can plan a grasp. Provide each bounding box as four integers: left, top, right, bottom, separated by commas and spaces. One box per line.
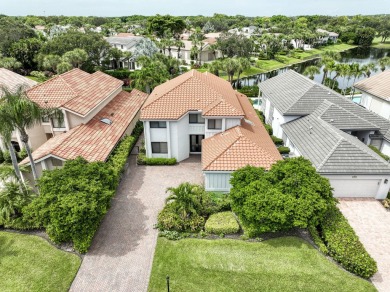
100, 118, 112, 125
244, 119, 254, 126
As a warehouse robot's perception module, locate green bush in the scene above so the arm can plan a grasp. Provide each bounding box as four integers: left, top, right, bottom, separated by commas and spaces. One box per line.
237, 85, 259, 97
205, 212, 240, 235
265, 124, 273, 135
3, 150, 12, 163
319, 207, 377, 279
369, 145, 390, 161
209, 192, 231, 212
18, 148, 28, 161
157, 203, 205, 232
159, 230, 184, 240
104, 69, 131, 80
0, 149, 4, 163
230, 158, 336, 236
271, 135, 283, 146
137, 153, 176, 165
278, 146, 290, 154
255, 109, 265, 123
308, 224, 328, 254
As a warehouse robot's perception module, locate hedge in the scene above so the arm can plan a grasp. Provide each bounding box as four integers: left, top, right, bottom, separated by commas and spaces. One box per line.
278, 146, 290, 154
271, 135, 284, 146
205, 211, 240, 235
104, 69, 131, 80
319, 207, 377, 279
137, 153, 177, 165
308, 224, 328, 255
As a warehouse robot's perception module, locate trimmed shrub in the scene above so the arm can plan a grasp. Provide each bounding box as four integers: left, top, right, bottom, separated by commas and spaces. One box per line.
209, 192, 231, 212
254, 109, 265, 123
157, 203, 205, 232
205, 212, 240, 235
271, 135, 283, 146
238, 85, 259, 97
104, 69, 131, 80
137, 153, 176, 165
319, 207, 377, 278
278, 146, 290, 154
264, 124, 273, 135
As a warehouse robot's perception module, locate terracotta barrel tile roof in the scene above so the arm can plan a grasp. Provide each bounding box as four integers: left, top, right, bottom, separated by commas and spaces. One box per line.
21, 89, 148, 165
0, 68, 37, 97
26, 69, 123, 116
202, 93, 282, 171
141, 70, 244, 120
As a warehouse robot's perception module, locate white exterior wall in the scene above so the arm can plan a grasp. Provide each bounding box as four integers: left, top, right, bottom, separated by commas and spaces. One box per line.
226, 118, 241, 130
204, 171, 232, 192
174, 115, 190, 161
381, 140, 390, 156
361, 92, 390, 120
360, 92, 372, 109
271, 107, 300, 139
323, 174, 390, 200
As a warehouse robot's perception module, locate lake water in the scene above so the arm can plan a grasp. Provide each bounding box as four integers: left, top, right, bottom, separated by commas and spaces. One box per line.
237, 47, 390, 91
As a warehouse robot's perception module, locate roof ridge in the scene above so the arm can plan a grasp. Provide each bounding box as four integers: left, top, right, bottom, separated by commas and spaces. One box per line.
203, 127, 241, 170
316, 136, 343, 171
142, 72, 194, 110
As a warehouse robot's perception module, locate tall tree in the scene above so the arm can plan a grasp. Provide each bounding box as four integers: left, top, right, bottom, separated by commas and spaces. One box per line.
303, 65, 320, 80
378, 57, 390, 72
9, 38, 43, 70
236, 58, 251, 88
147, 15, 186, 39
62, 48, 88, 69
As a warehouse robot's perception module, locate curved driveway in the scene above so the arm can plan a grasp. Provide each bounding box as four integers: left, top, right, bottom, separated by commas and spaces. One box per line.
70, 155, 203, 292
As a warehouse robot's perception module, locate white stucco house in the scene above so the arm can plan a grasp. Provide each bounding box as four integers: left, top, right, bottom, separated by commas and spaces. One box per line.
140, 70, 281, 192
316, 28, 339, 44
19, 69, 148, 181
259, 70, 390, 199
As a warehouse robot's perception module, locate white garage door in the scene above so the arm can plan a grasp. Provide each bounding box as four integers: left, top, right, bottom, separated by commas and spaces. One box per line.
330, 179, 380, 198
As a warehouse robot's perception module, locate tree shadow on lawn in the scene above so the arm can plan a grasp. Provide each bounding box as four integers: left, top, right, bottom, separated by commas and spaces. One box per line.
0, 234, 18, 264
87, 155, 148, 257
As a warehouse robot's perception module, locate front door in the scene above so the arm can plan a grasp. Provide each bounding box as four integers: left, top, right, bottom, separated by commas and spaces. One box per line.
190, 135, 204, 153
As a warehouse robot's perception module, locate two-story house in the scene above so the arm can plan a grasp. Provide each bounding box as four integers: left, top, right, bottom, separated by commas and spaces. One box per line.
259, 70, 390, 199
141, 70, 281, 192
20, 69, 148, 181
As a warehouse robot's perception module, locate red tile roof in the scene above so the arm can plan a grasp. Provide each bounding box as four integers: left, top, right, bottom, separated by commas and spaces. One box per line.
202, 93, 282, 171
141, 70, 244, 119
26, 69, 123, 116
21, 89, 148, 165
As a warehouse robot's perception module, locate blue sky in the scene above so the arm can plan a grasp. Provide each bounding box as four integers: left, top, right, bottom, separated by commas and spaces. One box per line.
2, 0, 390, 16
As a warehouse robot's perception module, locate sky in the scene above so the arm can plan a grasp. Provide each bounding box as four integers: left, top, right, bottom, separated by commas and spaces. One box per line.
1, 0, 390, 17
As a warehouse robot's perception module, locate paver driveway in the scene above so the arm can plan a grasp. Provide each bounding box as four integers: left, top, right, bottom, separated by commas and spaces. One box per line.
70, 155, 203, 292
338, 199, 390, 292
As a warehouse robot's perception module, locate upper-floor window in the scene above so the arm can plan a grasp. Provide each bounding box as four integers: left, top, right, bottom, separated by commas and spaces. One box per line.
189, 114, 205, 124
208, 119, 222, 130
150, 121, 167, 128
51, 111, 65, 128
41, 115, 50, 123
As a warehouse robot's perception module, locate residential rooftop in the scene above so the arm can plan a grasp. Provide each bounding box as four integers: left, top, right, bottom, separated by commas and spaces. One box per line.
21, 89, 148, 165
141, 70, 245, 120
354, 70, 390, 102
282, 100, 390, 174
26, 69, 123, 116
0, 68, 37, 97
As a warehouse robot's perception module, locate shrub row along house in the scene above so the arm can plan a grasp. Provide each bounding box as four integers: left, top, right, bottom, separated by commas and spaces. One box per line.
14, 69, 148, 181
140, 70, 282, 192
260, 70, 390, 199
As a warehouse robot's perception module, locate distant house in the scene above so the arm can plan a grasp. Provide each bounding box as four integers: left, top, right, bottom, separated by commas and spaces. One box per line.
259, 70, 390, 199
355, 70, 390, 120
316, 28, 339, 44
228, 26, 260, 38
0, 69, 46, 154
20, 69, 148, 181
141, 70, 281, 192
105, 35, 159, 70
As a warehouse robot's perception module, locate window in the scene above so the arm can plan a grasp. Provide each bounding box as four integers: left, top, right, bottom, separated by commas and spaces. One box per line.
150, 121, 167, 128
151, 142, 168, 153
208, 119, 222, 130
41, 116, 50, 123
189, 114, 205, 124
52, 118, 65, 128
121, 45, 124, 49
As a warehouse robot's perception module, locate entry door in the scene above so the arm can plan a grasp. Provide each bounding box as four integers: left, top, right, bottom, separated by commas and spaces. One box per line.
190, 135, 204, 153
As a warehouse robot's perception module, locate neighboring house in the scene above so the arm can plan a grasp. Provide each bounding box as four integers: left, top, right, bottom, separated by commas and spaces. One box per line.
228, 26, 260, 37
355, 70, 390, 120
0, 68, 47, 153
20, 69, 148, 181
105, 35, 158, 70
141, 70, 281, 192
167, 39, 221, 65
316, 28, 339, 44
259, 70, 390, 198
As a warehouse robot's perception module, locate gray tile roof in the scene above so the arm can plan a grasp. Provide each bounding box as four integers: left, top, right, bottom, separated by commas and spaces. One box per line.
282, 102, 390, 174
259, 69, 390, 141
105, 36, 145, 51
354, 70, 390, 101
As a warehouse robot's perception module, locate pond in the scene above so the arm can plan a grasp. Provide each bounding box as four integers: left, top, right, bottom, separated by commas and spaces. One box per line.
237, 47, 390, 91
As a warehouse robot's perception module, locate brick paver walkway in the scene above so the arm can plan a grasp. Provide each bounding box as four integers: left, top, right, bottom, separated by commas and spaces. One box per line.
338, 199, 390, 292
70, 155, 203, 292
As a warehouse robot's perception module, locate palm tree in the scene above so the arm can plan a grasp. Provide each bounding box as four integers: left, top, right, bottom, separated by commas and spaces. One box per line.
0, 86, 46, 182
207, 60, 222, 76
0, 119, 22, 182
222, 58, 239, 84
165, 182, 204, 219
378, 56, 390, 72
303, 65, 320, 80
361, 62, 377, 78
320, 51, 341, 84
236, 58, 251, 88
175, 40, 185, 60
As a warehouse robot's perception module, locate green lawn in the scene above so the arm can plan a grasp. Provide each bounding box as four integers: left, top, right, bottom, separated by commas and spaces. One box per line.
372, 37, 390, 49
0, 231, 81, 292
148, 237, 375, 292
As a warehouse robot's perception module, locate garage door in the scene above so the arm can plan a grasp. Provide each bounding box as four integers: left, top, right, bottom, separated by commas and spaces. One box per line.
330, 179, 380, 198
